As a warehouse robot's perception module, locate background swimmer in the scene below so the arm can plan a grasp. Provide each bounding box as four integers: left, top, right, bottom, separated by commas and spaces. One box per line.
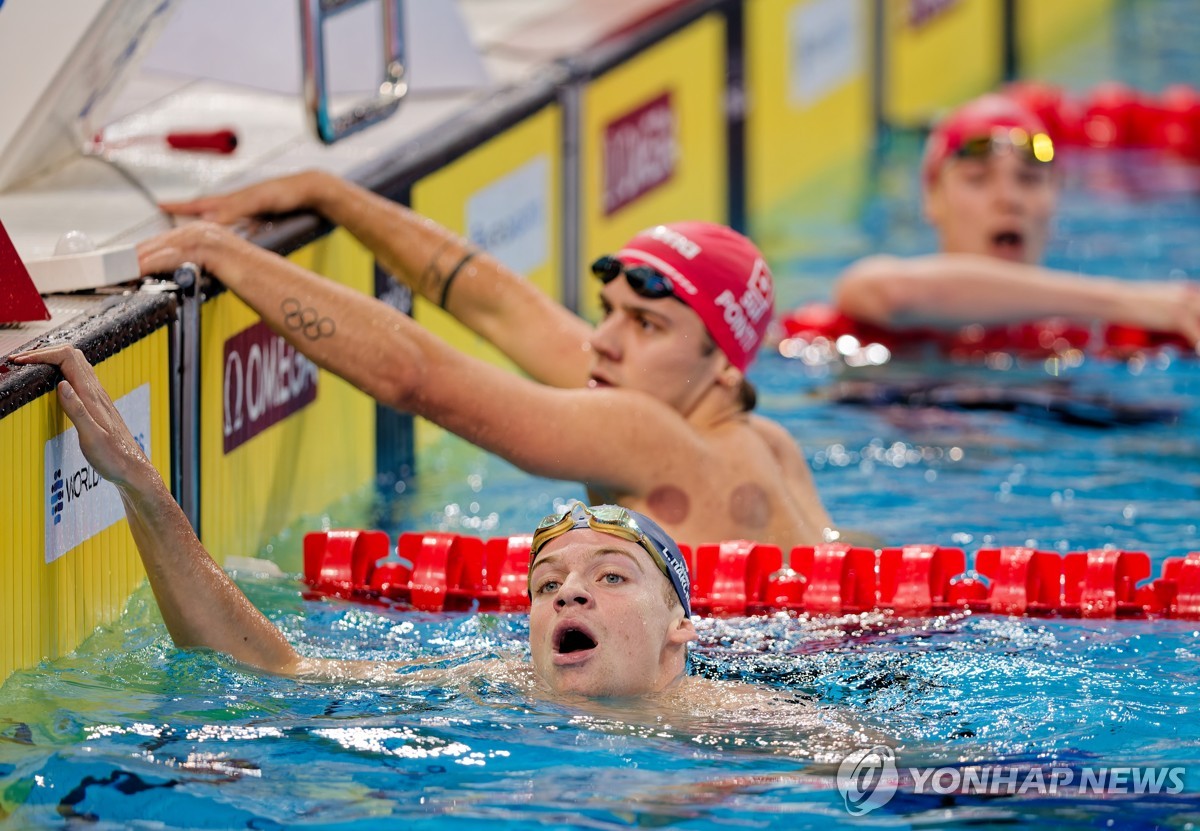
832, 93, 1200, 350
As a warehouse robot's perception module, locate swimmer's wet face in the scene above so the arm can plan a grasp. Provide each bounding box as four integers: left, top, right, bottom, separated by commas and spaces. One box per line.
586, 222, 774, 411
922, 95, 1060, 265
926, 139, 1058, 265
527, 504, 696, 698
588, 274, 725, 411
530, 502, 691, 615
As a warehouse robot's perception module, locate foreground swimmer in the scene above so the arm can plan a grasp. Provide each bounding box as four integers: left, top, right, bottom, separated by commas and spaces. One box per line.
13, 346, 840, 719
832, 93, 1200, 349
137, 180, 832, 548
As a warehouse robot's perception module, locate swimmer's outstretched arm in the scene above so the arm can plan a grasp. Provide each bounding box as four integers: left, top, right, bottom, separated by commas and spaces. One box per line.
135, 223, 684, 504
158, 171, 594, 388
11, 345, 455, 685
835, 253, 1200, 351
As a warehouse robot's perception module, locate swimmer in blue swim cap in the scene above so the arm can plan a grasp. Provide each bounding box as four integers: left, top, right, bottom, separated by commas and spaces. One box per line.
526, 502, 696, 697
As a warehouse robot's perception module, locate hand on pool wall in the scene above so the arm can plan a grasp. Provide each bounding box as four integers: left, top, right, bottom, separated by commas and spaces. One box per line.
11, 345, 153, 488
158, 170, 332, 224
12, 344, 305, 675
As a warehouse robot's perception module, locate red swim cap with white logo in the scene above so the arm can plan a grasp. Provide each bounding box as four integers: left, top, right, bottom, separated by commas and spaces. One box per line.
615, 222, 774, 372
922, 93, 1051, 185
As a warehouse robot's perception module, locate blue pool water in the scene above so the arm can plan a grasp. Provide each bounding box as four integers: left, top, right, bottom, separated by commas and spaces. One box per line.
5, 5, 1200, 828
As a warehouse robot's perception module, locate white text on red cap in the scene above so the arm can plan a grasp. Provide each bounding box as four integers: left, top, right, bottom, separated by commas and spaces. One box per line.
715, 258, 772, 352
649, 225, 701, 260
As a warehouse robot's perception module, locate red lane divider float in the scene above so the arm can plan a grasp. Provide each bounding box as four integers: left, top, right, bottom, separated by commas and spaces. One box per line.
302, 530, 1200, 620
1005, 80, 1200, 160
776, 304, 1193, 363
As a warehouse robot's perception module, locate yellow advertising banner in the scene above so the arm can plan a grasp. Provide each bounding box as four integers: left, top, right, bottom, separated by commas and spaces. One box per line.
199, 227, 376, 565
410, 105, 562, 448
0, 329, 169, 682
578, 13, 727, 323
1016, 0, 1114, 78
884, 0, 1004, 127
744, 0, 874, 247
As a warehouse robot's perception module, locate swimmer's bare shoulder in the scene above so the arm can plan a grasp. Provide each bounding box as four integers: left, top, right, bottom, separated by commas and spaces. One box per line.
747, 414, 807, 468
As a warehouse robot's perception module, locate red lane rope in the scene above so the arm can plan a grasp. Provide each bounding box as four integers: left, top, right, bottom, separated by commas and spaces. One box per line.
302, 530, 1200, 620
776, 304, 1193, 363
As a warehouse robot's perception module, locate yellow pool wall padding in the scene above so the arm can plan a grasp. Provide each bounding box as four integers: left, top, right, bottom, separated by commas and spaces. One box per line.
411, 105, 563, 451
0, 328, 169, 682
198, 227, 378, 564
578, 12, 728, 324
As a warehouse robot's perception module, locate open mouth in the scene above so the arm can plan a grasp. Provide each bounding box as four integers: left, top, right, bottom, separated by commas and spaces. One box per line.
991, 230, 1025, 256
556, 628, 598, 654
587, 375, 613, 389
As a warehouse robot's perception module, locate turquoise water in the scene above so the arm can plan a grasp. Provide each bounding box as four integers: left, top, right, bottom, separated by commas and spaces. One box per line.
5, 3, 1200, 827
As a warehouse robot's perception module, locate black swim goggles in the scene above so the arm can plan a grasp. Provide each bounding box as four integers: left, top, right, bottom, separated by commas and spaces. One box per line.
953, 127, 1055, 166
591, 255, 679, 301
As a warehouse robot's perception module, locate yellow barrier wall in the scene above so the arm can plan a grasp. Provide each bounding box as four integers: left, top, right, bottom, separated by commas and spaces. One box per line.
884, 0, 1004, 127
578, 13, 727, 322
410, 106, 562, 449
1016, 0, 1114, 79
199, 227, 376, 563
0, 329, 170, 681
745, 0, 874, 249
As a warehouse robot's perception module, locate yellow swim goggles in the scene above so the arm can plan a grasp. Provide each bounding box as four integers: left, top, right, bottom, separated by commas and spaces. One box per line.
954, 126, 1055, 165
528, 501, 691, 616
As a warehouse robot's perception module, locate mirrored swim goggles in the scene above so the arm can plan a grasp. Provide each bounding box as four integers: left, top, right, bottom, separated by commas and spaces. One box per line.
952, 126, 1055, 166
529, 501, 691, 617
591, 255, 680, 301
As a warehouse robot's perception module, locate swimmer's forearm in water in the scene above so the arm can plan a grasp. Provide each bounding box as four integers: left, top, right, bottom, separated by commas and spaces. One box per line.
10, 345, 457, 682
12, 346, 300, 674
835, 253, 1200, 350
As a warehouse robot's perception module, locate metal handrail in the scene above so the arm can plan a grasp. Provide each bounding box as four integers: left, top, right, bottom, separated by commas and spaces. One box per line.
300, 0, 408, 144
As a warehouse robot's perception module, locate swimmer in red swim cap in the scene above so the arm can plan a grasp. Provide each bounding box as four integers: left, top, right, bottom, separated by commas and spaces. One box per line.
140, 174, 837, 551
833, 93, 1200, 351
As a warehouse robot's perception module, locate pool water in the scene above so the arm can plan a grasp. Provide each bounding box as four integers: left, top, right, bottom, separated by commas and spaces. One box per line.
5, 4, 1200, 828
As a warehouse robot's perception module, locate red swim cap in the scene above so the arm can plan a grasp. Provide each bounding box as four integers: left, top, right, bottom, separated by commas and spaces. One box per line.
922, 93, 1051, 185
614, 222, 773, 373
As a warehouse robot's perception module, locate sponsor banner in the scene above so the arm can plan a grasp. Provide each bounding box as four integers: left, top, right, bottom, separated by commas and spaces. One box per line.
44, 383, 151, 564
579, 13, 725, 323
603, 92, 677, 216
883, 0, 1002, 127
907, 0, 961, 28
789, 0, 862, 107
223, 320, 319, 454
466, 155, 550, 275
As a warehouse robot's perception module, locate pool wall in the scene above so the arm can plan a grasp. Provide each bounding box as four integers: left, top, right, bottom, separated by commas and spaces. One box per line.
0, 0, 1112, 682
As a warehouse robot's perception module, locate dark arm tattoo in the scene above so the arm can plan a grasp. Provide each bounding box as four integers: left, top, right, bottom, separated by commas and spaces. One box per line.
438, 249, 478, 309
416, 239, 479, 309
281, 298, 336, 340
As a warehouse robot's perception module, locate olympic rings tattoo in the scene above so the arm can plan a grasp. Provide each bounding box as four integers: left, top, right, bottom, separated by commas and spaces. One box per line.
281, 298, 336, 340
